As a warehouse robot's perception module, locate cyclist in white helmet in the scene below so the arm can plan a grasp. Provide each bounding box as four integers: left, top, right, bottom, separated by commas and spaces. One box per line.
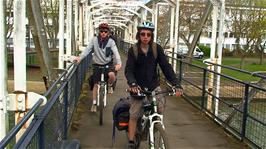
125, 21, 183, 149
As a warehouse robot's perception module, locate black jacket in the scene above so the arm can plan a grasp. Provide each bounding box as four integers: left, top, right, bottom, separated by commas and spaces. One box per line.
125, 43, 179, 91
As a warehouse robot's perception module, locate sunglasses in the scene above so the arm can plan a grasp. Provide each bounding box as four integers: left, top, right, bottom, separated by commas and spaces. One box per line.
100, 30, 108, 33
140, 32, 151, 37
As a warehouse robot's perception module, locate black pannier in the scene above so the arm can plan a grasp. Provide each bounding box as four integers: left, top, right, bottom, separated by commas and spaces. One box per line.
112, 97, 130, 131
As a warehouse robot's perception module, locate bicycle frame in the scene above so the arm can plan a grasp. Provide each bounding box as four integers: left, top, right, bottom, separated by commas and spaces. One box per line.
145, 94, 165, 149
97, 72, 107, 107
96, 65, 109, 107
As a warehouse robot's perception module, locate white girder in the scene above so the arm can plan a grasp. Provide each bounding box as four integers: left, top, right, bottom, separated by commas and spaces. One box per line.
94, 21, 128, 29
210, 0, 222, 5
93, 15, 134, 24
87, 0, 153, 32
163, 0, 176, 7
91, 6, 140, 18
88, 1, 153, 14
108, 25, 125, 30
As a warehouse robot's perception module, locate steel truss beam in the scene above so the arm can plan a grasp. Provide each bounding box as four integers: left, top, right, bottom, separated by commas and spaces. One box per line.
91, 6, 140, 18
93, 15, 134, 24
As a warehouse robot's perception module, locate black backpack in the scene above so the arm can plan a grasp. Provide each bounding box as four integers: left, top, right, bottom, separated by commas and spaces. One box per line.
112, 97, 130, 144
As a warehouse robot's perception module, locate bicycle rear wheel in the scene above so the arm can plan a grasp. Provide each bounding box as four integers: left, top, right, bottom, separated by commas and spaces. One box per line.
151, 123, 169, 149
99, 86, 105, 125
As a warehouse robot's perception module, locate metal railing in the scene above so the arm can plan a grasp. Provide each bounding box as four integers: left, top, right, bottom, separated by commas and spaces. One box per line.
172, 56, 266, 149
0, 53, 92, 148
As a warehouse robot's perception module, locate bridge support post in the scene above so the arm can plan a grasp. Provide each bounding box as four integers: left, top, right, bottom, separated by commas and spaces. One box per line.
0, 0, 8, 141
215, 0, 225, 117
13, 0, 27, 141
59, 0, 65, 69
169, 6, 175, 65
79, 3, 84, 46
210, 3, 219, 116
66, 0, 73, 67
29, 0, 53, 83
173, 0, 180, 73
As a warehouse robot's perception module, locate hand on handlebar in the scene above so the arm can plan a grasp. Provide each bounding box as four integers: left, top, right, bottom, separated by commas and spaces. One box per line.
172, 85, 183, 97
72, 56, 81, 63
115, 64, 122, 71
128, 83, 140, 95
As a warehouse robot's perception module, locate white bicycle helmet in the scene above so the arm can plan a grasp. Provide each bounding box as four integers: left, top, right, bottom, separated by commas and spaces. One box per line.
137, 21, 155, 31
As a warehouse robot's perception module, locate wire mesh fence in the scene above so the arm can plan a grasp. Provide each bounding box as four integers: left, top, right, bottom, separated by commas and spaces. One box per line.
0, 54, 91, 149
175, 57, 266, 149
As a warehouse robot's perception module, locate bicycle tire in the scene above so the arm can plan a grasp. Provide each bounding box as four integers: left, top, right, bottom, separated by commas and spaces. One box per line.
99, 86, 105, 125
150, 123, 170, 149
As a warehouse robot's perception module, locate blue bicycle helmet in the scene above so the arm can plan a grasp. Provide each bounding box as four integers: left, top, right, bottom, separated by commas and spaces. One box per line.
137, 21, 155, 31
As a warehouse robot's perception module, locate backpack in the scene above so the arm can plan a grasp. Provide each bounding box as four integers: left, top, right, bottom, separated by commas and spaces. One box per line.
112, 97, 130, 144
132, 42, 157, 60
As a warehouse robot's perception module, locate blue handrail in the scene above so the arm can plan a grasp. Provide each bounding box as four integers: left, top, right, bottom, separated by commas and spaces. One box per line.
0, 98, 43, 148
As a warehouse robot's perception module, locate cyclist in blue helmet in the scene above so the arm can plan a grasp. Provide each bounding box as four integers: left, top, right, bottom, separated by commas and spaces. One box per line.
124, 21, 183, 148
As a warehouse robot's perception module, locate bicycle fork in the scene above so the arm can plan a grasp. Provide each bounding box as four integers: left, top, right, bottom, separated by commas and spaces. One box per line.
148, 113, 164, 149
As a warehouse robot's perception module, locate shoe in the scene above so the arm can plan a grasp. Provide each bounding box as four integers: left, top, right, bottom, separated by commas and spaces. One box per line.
108, 85, 113, 94
127, 142, 135, 149
90, 104, 97, 112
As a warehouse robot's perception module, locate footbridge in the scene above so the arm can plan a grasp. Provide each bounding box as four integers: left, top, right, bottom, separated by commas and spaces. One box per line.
0, 0, 265, 149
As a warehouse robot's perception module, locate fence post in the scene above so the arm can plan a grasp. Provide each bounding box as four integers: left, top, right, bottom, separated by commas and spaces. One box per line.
63, 81, 69, 140
75, 65, 79, 105
39, 122, 45, 149
241, 83, 249, 140
178, 60, 182, 83
201, 69, 207, 110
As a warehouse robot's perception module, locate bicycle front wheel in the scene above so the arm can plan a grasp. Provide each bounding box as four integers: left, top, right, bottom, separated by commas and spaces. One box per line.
99, 86, 105, 125
150, 123, 169, 149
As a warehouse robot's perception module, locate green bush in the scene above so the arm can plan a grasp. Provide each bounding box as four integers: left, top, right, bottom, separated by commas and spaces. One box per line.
198, 44, 210, 57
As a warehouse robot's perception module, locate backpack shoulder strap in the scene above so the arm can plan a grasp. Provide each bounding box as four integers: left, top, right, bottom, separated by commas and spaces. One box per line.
132, 43, 138, 60
152, 42, 158, 59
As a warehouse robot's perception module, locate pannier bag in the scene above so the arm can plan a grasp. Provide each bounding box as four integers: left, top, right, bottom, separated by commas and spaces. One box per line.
112, 97, 130, 130
112, 97, 130, 145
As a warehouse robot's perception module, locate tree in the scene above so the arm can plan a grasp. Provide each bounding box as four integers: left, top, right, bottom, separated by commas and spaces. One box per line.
157, 5, 171, 48
229, 0, 266, 68
6, 0, 14, 39
252, 1, 266, 64
156, 1, 207, 50
40, 0, 60, 49
179, 1, 207, 49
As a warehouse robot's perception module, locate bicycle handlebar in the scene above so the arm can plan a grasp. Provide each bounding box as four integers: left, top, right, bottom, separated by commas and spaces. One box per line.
126, 88, 175, 97
93, 64, 115, 69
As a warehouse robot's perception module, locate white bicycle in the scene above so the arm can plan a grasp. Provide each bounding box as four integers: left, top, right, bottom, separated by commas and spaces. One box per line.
94, 64, 111, 125
127, 87, 175, 149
